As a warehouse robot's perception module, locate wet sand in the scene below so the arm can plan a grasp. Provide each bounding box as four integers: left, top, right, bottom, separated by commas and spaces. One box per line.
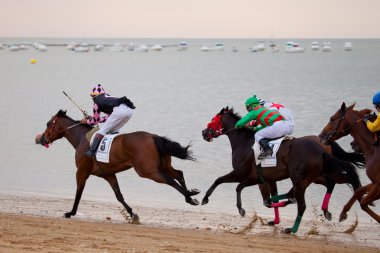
0, 193, 378, 253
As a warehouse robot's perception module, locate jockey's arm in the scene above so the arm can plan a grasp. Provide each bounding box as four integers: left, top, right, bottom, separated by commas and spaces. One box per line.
366, 115, 380, 132
235, 111, 257, 128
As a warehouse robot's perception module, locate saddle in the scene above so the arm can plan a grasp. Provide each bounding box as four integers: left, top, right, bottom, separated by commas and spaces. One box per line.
86, 127, 121, 163
253, 136, 294, 167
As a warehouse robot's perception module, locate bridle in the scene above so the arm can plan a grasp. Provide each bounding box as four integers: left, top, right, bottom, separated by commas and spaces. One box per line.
206, 110, 237, 139
42, 115, 59, 145
322, 108, 362, 141
41, 115, 81, 145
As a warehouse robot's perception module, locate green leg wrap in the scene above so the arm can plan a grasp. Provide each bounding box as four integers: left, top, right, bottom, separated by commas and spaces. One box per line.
270, 194, 287, 202
291, 215, 303, 233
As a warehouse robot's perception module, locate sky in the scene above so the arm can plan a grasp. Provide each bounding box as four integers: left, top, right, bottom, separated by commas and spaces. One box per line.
0, 0, 379, 38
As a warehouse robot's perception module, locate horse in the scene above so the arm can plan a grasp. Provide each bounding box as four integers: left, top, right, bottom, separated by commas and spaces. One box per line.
319, 102, 380, 223
201, 107, 362, 233
35, 110, 200, 223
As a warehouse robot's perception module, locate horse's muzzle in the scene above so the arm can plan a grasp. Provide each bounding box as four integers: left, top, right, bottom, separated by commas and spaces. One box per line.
202, 129, 212, 142
35, 133, 49, 148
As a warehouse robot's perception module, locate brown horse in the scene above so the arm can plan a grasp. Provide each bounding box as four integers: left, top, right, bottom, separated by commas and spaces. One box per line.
202, 107, 361, 233
35, 110, 200, 223
319, 102, 380, 223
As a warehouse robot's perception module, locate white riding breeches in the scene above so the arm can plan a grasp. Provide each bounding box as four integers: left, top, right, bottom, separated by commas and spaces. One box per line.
98, 104, 133, 135
254, 120, 293, 143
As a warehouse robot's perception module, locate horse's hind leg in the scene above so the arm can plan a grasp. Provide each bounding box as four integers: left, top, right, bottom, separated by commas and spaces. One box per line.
321, 178, 335, 221
103, 175, 139, 223
166, 165, 200, 196
339, 183, 373, 222
65, 170, 89, 218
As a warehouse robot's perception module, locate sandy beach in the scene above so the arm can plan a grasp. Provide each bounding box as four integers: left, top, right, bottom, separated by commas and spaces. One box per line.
0, 193, 378, 253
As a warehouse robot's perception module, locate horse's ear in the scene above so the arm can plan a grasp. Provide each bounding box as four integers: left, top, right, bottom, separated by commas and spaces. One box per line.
226, 106, 229, 111
340, 102, 346, 112
219, 108, 225, 115
58, 110, 67, 116
348, 103, 355, 110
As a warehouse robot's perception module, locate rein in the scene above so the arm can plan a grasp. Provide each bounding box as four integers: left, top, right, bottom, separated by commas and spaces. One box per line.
324, 109, 364, 141
42, 115, 82, 144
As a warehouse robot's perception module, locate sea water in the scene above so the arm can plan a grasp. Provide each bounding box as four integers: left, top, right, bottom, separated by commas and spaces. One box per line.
0, 38, 379, 223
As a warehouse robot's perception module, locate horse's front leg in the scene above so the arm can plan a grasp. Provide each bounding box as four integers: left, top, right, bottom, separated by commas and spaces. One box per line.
64, 170, 89, 218
236, 180, 255, 217
103, 174, 139, 224
339, 183, 373, 222
201, 171, 240, 205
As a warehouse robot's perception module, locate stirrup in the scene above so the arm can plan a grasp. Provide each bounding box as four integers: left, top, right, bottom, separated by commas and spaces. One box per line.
85, 149, 96, 157
258, 150, 272, 160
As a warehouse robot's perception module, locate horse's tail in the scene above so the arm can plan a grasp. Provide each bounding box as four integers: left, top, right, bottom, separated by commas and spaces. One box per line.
330, 141, 365, 168
323, 152, 361, 190
153, 136, 195, 161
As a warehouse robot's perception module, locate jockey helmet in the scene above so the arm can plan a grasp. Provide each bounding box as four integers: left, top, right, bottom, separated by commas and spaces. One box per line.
372, 91, 380, 106
245, 95, 260, 111
90, 84, 105, 97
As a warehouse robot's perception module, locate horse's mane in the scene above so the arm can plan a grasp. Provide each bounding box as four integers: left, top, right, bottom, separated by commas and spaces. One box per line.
57, 109, 93, 130
222, 107, 242, 121
357, 108, 373, 116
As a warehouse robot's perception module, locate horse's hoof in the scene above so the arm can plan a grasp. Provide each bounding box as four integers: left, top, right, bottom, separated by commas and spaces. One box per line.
339, 213, 347, 222
263, 200, 272, 208
190, 198, 199, 206
267, 221, 275, 226
189, 189, 201, 196
283, 228, 292, 234
238, 208, 246, 217
131, 214, 140, 224
64, 212, 72, 218
323, 210, 332, 221
201, 198, 209, 205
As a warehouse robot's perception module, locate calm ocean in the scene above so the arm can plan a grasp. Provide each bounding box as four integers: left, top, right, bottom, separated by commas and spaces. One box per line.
0, 38, 379, 222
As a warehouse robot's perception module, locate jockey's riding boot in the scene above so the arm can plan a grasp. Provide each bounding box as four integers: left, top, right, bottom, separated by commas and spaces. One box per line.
86, 134, 104, 157
258, 138, 272, 160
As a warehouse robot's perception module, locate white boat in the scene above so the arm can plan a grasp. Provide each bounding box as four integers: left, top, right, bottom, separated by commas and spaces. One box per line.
177, 41, 188, 51
94, 45, 104, 51
311, 41, 320, 50
150, 44, 162, 51
19, 44, 30, 50
36, 44, 47, 52
285, 41, 304, 53
321, 42, 332, 52
0, 43, 3, 50
344, 42, 353, 51
134, 44, 148, 52
200, 45, 211, 52
254, 42, 265, 51
248, 47, 259, 53
66, 42, 79, 50
127, 43, 136, 51
109, 43, 124, 52
214, 43, 224, 51
74, 46, 90, 53
9, 45, 20, 52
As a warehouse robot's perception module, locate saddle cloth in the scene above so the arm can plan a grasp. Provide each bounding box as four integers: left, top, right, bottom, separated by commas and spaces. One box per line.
253, 136, 293, 167
87, 129, 121, 163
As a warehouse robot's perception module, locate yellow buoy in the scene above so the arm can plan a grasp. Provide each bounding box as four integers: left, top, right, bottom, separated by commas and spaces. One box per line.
30, 58, 37, 64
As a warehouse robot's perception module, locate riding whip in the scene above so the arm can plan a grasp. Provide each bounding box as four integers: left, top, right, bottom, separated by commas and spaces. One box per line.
62, 91, 88, 117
